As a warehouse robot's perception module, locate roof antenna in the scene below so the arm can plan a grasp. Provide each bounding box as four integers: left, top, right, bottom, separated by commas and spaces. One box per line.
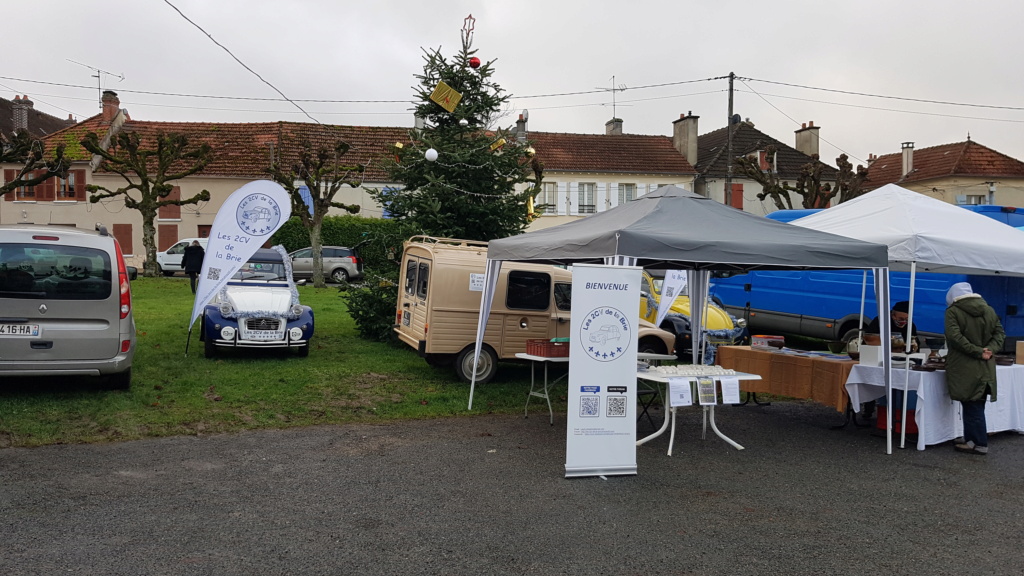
67, 59, 125, 109
596, 75, 628, 119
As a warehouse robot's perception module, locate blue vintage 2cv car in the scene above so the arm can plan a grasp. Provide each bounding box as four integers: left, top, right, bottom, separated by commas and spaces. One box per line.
201, 247, 314, 357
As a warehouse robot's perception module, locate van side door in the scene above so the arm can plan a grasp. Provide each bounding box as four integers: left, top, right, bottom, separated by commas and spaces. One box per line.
397, 255, 430, 345
553, 281, 572, 339
503, 270, 553, 356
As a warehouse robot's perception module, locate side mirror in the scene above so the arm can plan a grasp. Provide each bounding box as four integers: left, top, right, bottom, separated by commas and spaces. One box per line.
296, 279, 307, 286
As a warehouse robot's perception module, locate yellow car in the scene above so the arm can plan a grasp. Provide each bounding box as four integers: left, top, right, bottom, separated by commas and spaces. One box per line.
639, 270, 747, 359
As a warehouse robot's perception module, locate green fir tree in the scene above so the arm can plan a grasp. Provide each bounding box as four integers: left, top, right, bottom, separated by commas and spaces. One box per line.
368, 14, 543, 241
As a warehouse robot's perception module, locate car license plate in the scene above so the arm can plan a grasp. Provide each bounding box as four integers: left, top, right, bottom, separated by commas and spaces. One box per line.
247, 330, 280, 341
0, 324, 41, 337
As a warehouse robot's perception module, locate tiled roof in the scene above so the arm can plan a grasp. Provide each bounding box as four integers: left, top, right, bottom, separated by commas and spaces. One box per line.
0, 96, 76, 138
526, 131, 696, 175
864, 140, 1024, 189
44, 116, 412, 181
44, 113, 698, 181
696, 122, 838, 179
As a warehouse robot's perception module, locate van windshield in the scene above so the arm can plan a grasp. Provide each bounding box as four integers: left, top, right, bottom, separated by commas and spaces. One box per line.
0, 243, 112, 300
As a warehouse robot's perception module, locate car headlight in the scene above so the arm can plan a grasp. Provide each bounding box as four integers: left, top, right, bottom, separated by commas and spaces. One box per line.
290, 304, 303, 316
219, 301, 233, 315
220, 326, 236, 340
289, 327, 303, 341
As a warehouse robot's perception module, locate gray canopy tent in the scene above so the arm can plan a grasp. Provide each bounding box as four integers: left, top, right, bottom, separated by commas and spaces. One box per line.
469, 186, 896, 450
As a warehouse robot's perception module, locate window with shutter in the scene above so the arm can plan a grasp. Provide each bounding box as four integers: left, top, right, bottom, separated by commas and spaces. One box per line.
577, 182, 596, 214
3, 169, 15, 201
159, 186, 182, 219
112, 223, 134, 255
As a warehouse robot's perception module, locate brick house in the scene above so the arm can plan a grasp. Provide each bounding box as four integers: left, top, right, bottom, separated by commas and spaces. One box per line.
863, 139, 1024, 207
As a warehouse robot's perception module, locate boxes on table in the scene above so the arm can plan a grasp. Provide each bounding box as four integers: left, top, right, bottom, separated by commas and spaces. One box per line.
859, 344, 882, 366
526, 339, 569, 358
751, 335, 785, 349
1017, 341, 1024, 364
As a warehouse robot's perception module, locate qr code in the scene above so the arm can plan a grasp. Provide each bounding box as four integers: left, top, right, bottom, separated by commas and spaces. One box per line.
207, 267, 221, 281
606, 396, 627, 417
579, 396, 600, 417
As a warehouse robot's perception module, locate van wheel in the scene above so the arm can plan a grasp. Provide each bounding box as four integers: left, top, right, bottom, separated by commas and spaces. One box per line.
456, 346, 497, 385
638, 338, 667, 355
840, 325, 861, 343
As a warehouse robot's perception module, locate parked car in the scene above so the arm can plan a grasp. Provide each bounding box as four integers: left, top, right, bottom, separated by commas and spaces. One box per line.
201, 248, 314, 358
395, 236, 678, 384
639, 270, 748, 357
156, 237, 208, 276
288, 246, 363, 283
0, 223, 136, 389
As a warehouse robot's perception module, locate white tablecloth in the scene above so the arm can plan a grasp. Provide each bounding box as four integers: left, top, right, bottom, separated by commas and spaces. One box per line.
845, 364, 1024, 450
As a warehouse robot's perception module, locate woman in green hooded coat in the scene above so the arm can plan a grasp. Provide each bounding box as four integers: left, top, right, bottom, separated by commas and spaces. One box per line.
944, 282, 1004, 455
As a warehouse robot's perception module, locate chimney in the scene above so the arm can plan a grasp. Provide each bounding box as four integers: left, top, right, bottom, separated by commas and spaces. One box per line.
605, 117, 623, 136
101, 90, 120, 123
901, 142, 914, 177
867, 153, 877, 166
672, 112, 699, 168
516, 113, 528, 143
794, 120, 820, 157
11, 94, 33, 132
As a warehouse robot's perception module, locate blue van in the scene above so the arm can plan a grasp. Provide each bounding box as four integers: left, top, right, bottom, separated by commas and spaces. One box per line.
709, 206, 1024, 351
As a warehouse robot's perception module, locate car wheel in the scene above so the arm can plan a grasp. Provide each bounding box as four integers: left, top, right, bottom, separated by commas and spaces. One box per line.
638, 338, 667, 356
297, 342, 310, 357
204, 336, 216, 358
331, 268, 349, 283
106, 368, 132, 390
455, 345, 497, 385
161, 266, 174, 277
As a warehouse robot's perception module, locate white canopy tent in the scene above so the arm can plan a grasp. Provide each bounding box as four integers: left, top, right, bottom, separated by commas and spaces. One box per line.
791, 183, 1024, 448
468, 186, 894, 451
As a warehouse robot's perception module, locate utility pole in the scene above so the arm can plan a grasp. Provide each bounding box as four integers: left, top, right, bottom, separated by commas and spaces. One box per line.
725, 72, 735, 207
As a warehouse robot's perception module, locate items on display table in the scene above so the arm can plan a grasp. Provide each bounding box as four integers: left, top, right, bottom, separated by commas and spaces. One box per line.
644, 365, 738, 377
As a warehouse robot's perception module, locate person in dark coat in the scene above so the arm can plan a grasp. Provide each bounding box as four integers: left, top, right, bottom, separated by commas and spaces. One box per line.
865, 300, 923, 351
181, 240, 205, 294
945, 282, 1004, 455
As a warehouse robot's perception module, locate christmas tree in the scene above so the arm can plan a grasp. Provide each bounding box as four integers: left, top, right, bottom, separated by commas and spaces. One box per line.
369, 14, 542, 241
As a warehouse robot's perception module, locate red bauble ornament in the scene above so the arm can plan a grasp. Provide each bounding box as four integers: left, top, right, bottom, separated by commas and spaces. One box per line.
469, 57, 481, 69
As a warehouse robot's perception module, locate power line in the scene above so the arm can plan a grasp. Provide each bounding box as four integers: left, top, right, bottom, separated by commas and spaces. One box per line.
161, 0, 321, 124
741, 76, 1024, 112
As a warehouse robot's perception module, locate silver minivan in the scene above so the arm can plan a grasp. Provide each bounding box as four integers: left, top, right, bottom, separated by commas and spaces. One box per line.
0, 224, 136, 388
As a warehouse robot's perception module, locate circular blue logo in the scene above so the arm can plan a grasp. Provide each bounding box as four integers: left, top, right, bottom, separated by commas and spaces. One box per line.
579, 306, 632, 362
235, 193, 282, 236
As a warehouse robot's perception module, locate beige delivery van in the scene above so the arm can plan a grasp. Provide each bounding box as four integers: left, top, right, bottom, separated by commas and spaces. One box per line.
395, 236, 676, 384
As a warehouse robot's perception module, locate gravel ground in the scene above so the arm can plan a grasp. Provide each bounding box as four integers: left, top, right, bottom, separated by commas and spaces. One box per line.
2, 401, 1023, 576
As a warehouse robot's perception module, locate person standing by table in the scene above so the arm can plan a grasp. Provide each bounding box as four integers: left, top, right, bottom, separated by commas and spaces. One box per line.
860, 300, 922, 419
181, 240, 206, 295
945, 282, 1004, 456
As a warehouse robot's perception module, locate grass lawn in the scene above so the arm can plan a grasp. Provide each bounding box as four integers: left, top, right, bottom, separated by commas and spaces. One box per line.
0, 276, 551, 447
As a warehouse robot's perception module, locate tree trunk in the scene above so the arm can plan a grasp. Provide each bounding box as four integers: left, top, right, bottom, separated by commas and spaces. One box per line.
140, 206, 159, 277
310, 216, 325, 288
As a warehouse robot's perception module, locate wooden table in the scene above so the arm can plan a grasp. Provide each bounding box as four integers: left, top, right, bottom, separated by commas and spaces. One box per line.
716, 346, 857, 413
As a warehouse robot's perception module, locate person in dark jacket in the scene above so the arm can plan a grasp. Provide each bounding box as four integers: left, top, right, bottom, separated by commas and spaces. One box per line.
865, 300, 923, 351
181, 240, 205, 294
945, 282, 1004, 455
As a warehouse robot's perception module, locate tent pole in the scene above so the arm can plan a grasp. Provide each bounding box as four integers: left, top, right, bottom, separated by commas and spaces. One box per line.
900, 262, 918, 449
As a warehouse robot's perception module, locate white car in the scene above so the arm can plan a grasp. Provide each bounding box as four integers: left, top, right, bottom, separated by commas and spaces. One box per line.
156, 237, 208, 276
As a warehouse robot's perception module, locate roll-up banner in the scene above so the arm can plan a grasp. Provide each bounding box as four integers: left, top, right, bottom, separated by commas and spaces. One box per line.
188, 180, 292, 328
565, 264, 641, 478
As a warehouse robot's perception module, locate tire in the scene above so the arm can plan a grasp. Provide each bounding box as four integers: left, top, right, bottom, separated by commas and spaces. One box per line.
638, 338, 667, 356
161, 267, 175, 277
455, 345, 497, 385
204, 336, 216, 358
840, 324, 861, 343
297, 342, 310, 357
106, 368, 132, 390
331, 268, 349, 283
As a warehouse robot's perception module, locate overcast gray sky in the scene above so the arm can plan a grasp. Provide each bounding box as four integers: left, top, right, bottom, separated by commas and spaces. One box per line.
7, 1, 1024, 168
